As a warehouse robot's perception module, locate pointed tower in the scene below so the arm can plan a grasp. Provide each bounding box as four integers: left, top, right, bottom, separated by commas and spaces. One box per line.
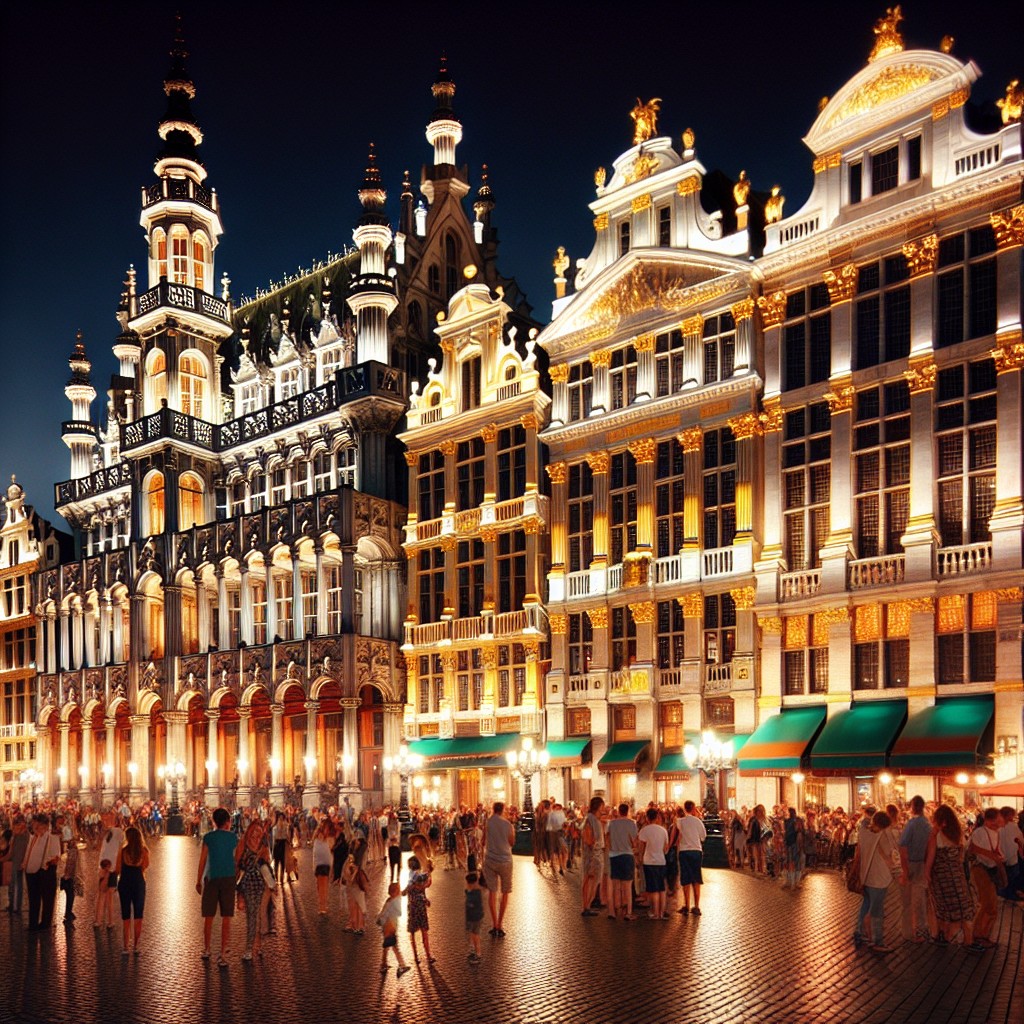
63, 332, 98, 479
421, 57, 470, 207
347, 143, 398, 365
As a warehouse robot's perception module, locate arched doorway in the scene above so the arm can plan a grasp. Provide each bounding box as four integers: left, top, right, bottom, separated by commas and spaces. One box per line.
358, 685, 385, 806
279, 682, 307, 793
314, 680, 344, 791
249, 690, 272, 793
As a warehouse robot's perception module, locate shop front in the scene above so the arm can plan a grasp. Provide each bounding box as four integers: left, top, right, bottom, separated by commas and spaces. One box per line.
596, 740, 650, 808
737, 706, 826, 809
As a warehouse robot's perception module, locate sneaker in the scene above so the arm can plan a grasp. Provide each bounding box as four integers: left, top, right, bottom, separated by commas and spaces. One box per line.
396, 965, 411, 977
678, 907, 689, 915
691, 908, 702, 916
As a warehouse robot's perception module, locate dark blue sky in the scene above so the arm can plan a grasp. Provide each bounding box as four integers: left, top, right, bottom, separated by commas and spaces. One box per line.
0, 1, 1018, 528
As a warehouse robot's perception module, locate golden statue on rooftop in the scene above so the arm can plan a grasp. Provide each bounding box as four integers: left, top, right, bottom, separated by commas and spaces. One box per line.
997, 80, 1022, 125
631, 98, 662, 144
868, 5, 905, 63
765, 185, 785, 224
733, 170, 750, 207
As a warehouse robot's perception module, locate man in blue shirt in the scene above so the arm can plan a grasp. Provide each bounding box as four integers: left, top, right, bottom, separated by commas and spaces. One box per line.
898, 795, 931, 942
196, 807, 238, 965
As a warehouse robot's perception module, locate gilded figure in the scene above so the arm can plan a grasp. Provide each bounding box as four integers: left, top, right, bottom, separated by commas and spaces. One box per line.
764, 185, 785, 224
630, 97, 662, 144
733, 170, 750, 207
997, 80, 1023, 125
868, 5, 904, 63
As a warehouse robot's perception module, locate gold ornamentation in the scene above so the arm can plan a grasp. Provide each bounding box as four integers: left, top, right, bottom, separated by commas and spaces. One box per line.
549, 613, 568, 635
812, 155, 826, 174
996, 587, 1024, 603
403, 450, 419, 467
479, 526, 498, 544
681, 314, 705, 336
628, 438, 657, 464
439, 651, 457, 670
438, 439, 456, 456
990, 205, 1024, 250
731, 298, 755, 323
523, 517, 542, 536
480, 423, 498, 444
625, 152, 660, 184
997, 80, 1022, 125
628, 600, 656, 625
868, 6, 905, 62
824, 378, 856, 414
991, 330, 1024, 374
440, 536, 457, 552
590, 349, 612, 368
586, 451, 610, 474
761, 396, 784, 433
759, 615, 783, 635
932, 98, 950, 121
822, 263, 858, 304
552, 247, 570, 278
829, 64, 936, 128
594, 167, 607, 188
586, 607, 609, 630
440, 338, 455, 354
676, 176, 701, 197
682, 127, 695, 150
623, 553, 650, 588
757, 291, 787, 329
949, 88, 968, 109
585, 263, 723, 329
546, 462, 568, 485
522, 639, 540, 660
633, 333, 656, 352
784, 615, 808, 649
521, 412, 538, 431
481, 648, 498, 670
594, 213, 609, 231
764, 186, 785, 225
727, 412, 762, 440
940, 35, 954, 54
902, 234, 938, 278
631, 98, 662, 144
854, 604, 882, 643
679, 592, 703, 618
905, 597, 935, 613
903, 356, 938, 395
631, 193, 652, 213
733, 170, 750, 206
816, 607, 850, 628
677, 426, 702, 453
827, 151, 842, 169
549, 363, 570, 384
729, 586, 755, 611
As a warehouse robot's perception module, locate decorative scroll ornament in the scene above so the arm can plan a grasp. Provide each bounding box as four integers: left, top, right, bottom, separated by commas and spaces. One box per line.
630, 98, 662, 144
729, 586, 756, 611
902, 234, 939, 277
991, 331, 1024, 374
757, 291, 787, 328
829, 64, 935, 127
823, 263, 858, 304
546, 462, 568, 485
824, 377, 856, 414
628, 600, 656, 625
521, 412, 538, 431
903, 357, 938, 394
679, 592, 703, 618
628, 438, 657, 464
586, 607, 609, 629
761, 396, 784, 433
677, 426, 703, 453
868, 6, 905, 62
438, 439, 456, 456
990, 204, 1024, 250
727, 412, 762, 440
549, 363, 570, 384
586, 451, 610, 474
997, 80, 1023, 125
548, 614, 567, 635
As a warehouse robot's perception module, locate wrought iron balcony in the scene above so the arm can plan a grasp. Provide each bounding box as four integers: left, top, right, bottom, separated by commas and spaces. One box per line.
55, 462, 132, 507
135, 280, 230, 324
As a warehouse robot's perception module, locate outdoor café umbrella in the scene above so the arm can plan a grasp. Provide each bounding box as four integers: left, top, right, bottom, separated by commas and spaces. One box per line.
979, 774, 1024, 798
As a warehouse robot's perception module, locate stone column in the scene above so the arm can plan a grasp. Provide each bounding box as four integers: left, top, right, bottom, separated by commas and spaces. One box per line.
57, 721, 71, 800
678, 427, 703, 581
546, 462, 568, 601
676, 592, 704, 725
129, 714, 150, 803
681, 314, 704, 389
236, 709, 252, 806
163, 584, 183, 662
113, 600, 125, 663
756, 614, 784, 723
727, 413, 760, 575
98, 594, 112, 665
902, 358, 940, 581
239, 562, 253, 646
302, 700, 320, 809
291, 546, 303, 640
269, 703, 285, 805
341, 548, 356, 634
755, 398, 785, 602
634, 332, 655, 402
80, 719, 95, 806
628, 437, 657, 557
84, 606, 97, 667
549, 363, 569, 426
341, 697, 360, 787
315, 547, 328, 636
587, 451, 610, 593
994, 587, 1024, 781
819, 381, 856, 593
265, 559, 277, 644
728, 587, 757, 728
72, 607, 84, 669
204, 709, 220, 806
591, 349, 611, 414
731, 299, 755, 375
521, 413, 539, 500
216, 569, 230, 651
383, 702, 405, 802
46, 611, 57, 674
905, 599, 937, 716
59, 609, 70, 671
102, 716, 119, 806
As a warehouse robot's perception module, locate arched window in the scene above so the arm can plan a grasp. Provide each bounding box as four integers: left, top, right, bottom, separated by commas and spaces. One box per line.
179, 472, 204, 530
192, 236, 207, 291
144, 577, 164, 659
153, 229, 168, 280
148, 349, 167, 410
444, 233, 459, 297
171, 231, 189, 284
145, 472, 165, 535
180, 353, 207, 418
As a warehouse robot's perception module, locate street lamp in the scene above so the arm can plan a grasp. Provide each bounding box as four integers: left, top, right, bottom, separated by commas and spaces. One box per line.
164, 760, 186, 813
683, 730, 735, 868
19, 768, 43, 804
383, 744, 422, 822
505, 737, 549, 832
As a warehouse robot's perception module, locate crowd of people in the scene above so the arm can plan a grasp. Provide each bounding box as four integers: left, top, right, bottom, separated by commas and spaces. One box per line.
1, 791, 1021, 972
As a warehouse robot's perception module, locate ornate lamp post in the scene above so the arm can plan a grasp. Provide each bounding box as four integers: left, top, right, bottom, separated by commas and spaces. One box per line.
19, 768, 43, 804
383, 744, 422, 823
683, 730, 735, 868
505, 737, 549, 832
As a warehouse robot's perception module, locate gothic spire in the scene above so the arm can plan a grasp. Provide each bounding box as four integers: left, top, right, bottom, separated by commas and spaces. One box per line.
157, 12, 203, 165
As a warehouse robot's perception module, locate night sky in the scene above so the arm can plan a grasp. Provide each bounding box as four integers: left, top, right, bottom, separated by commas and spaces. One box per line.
0, 1, 1018, 529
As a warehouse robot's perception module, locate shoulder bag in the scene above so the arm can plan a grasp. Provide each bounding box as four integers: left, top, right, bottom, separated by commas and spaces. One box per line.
846, 834, 879, 896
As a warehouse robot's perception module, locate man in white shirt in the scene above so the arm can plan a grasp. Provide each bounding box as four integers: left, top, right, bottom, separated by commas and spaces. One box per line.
998, 806, 1023, 901
968, 807, 1006, 947
606, 803, 638, 921
23, 815, 62, 932
676, 801, 708, 916
545, 802, 567, 876
637, 807, 670, 920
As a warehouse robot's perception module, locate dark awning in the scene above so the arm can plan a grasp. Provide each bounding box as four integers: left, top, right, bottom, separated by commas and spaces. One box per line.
407, 734, 521, 770
809, 700, 907, 774
889, 696, 995, 773
598, 741, 649, 772
738, 707, 826, 775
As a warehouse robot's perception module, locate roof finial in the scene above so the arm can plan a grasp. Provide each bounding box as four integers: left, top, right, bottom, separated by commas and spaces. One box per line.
868, 6, 905, 63
431, 53, 456, 113
158, 11, 203, 163
358, 142, 386, 211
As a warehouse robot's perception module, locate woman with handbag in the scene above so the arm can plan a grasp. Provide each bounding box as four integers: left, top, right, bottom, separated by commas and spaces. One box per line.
924, 803, 975, 948
850, 810, 896, 954
747, 806, 768, 875
967, 807, 1007, 952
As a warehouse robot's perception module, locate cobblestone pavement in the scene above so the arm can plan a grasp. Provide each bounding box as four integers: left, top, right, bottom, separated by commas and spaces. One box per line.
1, 839, 1021, 1024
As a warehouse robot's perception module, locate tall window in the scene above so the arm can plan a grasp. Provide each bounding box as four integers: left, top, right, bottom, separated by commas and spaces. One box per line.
703, 592, 735, 665
336, 446, 357, 488
567, 462, 594, 572
855, 254, 910, 369
703, 427, 736, 549
417, 451, 445, 521
658, 206, 671, 247
291, 460, 309, 499
154, 230, 168, 279
461, 357, 482, 412
252, 579, 267, 645
272, 575, 292, 641
853, 604, 908, 690
456, 649, 484, 711
782, 403, 831, 570
870, 144, 899, 195
145, 472, 165, 535
702, 312, 736, 384
609, 451, 637, 566
428, 265, 440, 294
270, 466, 287, 506
456, 540, 484, 618
567, 613, 592, 676
249, 470, 266, 512
146, 589, 165, 659
178, 473, 204, 531
444, 234, 460, 298
937, 226, 997, 348
229, 480, 247, 516
937, 592, 997, 685
2, 575, 27, 618
148, 350, 167, 409
418, 654, 444, 713
783, 614, 829, 695
568, 360, 593, 422
300, 570, 317, 637
782, 286, 831, 392
609, 345, 637, 410
192, 237, 207, 291
854, 382, 910, 557
418, 548, 444, 624
660, 702, 684, 751
496, 426, 526, 503
656, 600, 685, 671
179, 353, 206, 418
326, 563, 342, 634
619, 220, 630, 255
935, 359, 997, 547
313, 450, 333, 492
498, 643, 527, 707
280, 367, 301, 401
171, 233, 188, 284
456, 438, 485, 510
655, 438, 685, 558
611, 606, 636, 671
655, 328, 685, 397
240, 384, 261, 415
497, 530, 526, 613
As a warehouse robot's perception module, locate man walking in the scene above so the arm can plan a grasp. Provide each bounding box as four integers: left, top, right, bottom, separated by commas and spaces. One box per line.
196, 806, 239, 966
676, 802, 707, 915
481, 801, 514, 937
23, 814, 61, 932
898, 795, 931, 941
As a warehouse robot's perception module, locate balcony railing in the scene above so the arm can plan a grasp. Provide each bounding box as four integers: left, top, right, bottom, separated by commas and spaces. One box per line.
55, 461, 132, 507
654, 553, 685, 584
405, 494, 548, 545
403, 605, 545, 649
609, 669, 651, 696
702, 546, 734, 578
142, 177, 218, 213
937, 542, 991, 577
566, 673, 602, 699
658, 667, 700, 694
780, 568, 822, 600
135, 280, 229, 324
607, 563, 624, 592
566, 570, 591, 599
849, 554, 905, 589
705, 663, 733, 694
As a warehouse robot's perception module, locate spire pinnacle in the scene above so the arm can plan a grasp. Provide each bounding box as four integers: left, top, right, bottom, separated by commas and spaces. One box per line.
68, 330, 93, 386
158, 12, 203, 164
430, 53, 457, 120
358, 142, 387, 212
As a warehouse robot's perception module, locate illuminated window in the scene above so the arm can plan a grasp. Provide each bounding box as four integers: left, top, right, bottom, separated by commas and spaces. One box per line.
171, 234, 189, 284
937, 592, 997, 685
656, 600, 685, 671
239, 384, 261, 415
782, 403, 831, 570
567, 361, 593, 421
703, 313, 736, 385
567, 613, 592, 676
610, 345, 637, 410
937, 225, 997, 349
326, 563, 342, 634
496, 530, 526, 614
154, 230, 168, 279
417, 548, 444, 624
456, 539, 484, 618
148, 349, 167, 409
703, 593, 735, 665
703, 427, 736, 549
660, 702, 684, 751
145, 472, 165, 535
179, 353, 206, 418
853, 604, 908, 690
655, 438, 685, 559
783, 613, 829, 695
192, 237, 207, 291
252, 578, 267, 645
418, 654, 444, 714
178, 472, 204, 530
609, 451, 637, 566
280, 367, 301, 401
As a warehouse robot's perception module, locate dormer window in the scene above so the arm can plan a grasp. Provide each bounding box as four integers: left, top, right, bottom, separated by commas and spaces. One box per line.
658, 207, 671, 247
870, 144, 899, 195
280, 366, 300, 401
907, 136, 922, 182
619, 221, 631, 256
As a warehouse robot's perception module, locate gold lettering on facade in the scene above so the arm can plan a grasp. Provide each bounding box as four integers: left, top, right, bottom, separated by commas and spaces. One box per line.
932, 98, 950, 121
700, 400, 730, 418
607, 413, 679, 444
823, 263, 858, 304
757, 291, 787, 328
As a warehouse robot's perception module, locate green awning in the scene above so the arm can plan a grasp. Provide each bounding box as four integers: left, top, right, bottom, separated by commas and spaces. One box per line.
654, 753, 693, 777
738, 707, 827, 774
546, 739, 592, 764
890, 696, 995, 773
408, 735, 521, 770
598, 740, 649, 772
809, 700, 907, 773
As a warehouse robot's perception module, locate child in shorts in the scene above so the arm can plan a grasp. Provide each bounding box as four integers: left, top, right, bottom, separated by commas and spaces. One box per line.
376, 882, 410, 975
94, 859, 115, 928
464, 871, 484, 962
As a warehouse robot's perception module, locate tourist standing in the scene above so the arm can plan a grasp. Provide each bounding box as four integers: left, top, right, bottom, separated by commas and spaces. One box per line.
677, 801, 708, 915
196, 807, 239, 966
3, 814, 29, 914
23, 814, 61, 933
637, 807, 669, 920
59, 832, 84, 924
898, 795, 931, 942
546, 802, 568, 877
998, 806, 1023, 901
377, 881, 410, 976
464, 871, 484, 961
404, 855, 435, 964
968, 807, 1006, 951
272, 811, 289, 886
925, 803, 975, 947
580, 796, 605, 917
852, 810, 896, 954
481, 801, 514, 937
116, 826, 149, 955
606, 803, 638, 922
312, 818, 335, 915
234, 821, 271, 961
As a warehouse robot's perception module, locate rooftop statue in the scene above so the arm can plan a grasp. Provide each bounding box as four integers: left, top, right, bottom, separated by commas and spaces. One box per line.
630, 98, 662, 145
868, 5, 905, 63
